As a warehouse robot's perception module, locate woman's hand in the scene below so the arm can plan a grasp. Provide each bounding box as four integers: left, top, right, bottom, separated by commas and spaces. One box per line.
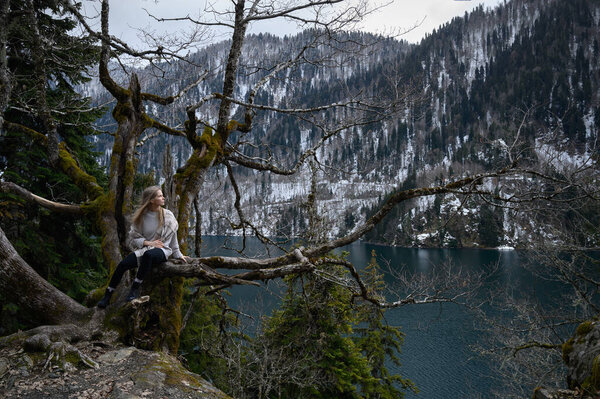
144, 240, 164, 248
180, 255, 192, 263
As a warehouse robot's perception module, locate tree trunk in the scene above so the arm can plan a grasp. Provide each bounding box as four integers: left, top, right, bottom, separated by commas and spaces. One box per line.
96, 73, 187, 352
94, 73, 146, 303
107, 73, 144, 251
0, 226, 92, 326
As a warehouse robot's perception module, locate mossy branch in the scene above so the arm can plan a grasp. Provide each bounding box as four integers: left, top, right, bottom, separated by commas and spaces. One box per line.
159, 248, 314, 285
177, 168, 516, 275
4, 120, 47, 144
142, 114, 186, 137
58, 143, 104, 200
141, 92, 176, 105
174, 126, 219, 191
512, 341, 561, 357
4, 121, 104, 200
141, 71, 208, 105
0, 181, 83, 215
157, 261, 261, 286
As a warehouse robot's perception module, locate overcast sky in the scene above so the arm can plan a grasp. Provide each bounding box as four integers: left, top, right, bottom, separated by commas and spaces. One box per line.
90, 0, 505, 49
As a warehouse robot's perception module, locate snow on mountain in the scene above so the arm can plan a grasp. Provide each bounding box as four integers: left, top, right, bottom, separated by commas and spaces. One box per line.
84, 0, 600, 248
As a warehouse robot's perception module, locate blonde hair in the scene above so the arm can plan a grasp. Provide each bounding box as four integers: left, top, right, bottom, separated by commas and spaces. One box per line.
132, 185, 164, 228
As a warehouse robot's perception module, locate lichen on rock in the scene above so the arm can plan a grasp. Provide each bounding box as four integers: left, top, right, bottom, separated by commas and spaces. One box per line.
563, 320, 600, 395
0, 344, 229, 398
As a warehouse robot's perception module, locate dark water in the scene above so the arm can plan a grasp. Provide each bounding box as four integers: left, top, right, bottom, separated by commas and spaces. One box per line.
198, 237, 564, 399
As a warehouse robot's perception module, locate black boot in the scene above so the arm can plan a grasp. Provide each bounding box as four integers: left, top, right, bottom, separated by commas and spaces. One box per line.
126, 285, 141, 302
97, 289, 113, 308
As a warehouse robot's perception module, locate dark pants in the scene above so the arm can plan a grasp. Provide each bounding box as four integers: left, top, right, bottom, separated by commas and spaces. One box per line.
108, 248, 166, 289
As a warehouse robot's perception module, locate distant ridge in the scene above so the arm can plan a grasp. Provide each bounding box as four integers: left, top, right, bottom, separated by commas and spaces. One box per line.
85, 0, 600, 248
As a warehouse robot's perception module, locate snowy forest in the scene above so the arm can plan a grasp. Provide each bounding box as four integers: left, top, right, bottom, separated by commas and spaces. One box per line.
0, 0, 599, 398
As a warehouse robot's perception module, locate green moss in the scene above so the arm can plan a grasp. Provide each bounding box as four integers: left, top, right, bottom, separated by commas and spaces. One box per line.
98, 192, 116, 215
85, 193, 120, 279
199, 125, 214, 143
64, 351, 81, 365
142, 113, 154, 129
25, 351, 45, 363
147, 276, 184, 353
108, 137, 125, 183
121, 159, 136, 214
124, 160, 135, 186
57, 144, 104, 199
562, 337, 574, 363
81, 193, 111, 220
101, 234, 118, 274
226, 120, 239, 132
86, 192, 119, 274
135, 353, 230, 397
577, 321, 595, 336
104, 304, 131, 339
158, 353, 199, 388
174, 126, 220, 186
173, 126, 220, 243
86, 286, 106, 306
112, 100, 132, 124
582, 353, 600, 392
112, 135, 124, 155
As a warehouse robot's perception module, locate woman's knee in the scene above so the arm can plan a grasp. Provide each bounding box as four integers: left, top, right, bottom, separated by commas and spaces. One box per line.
118, 253, 138, 270
142, 249, 165, 262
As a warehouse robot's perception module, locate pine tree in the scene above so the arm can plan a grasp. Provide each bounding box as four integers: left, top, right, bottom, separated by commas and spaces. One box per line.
0, 0, 106, 317
478, 203, 502, 248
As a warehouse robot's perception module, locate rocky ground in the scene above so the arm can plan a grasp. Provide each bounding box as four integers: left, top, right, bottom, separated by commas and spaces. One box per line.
0, 343, 229, 399
3, 317, 600, 398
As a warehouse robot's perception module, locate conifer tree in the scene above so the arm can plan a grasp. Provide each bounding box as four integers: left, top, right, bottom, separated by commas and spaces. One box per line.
0, 0, 105, 319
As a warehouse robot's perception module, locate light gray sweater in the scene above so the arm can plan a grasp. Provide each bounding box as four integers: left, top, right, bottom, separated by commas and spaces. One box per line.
127, 208, 184, 260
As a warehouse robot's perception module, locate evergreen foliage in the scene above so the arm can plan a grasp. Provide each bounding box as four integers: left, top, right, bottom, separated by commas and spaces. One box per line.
477, 203, 503, 248
179, 253, 414, 398
179, 285, 237, 389
0, 0, 106, 331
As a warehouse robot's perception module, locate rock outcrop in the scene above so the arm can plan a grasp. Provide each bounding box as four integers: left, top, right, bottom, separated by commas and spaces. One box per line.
562, 320, 600, 394
0, 343, 229, 398
533, 387, 580, 399
532, 320, 600, 398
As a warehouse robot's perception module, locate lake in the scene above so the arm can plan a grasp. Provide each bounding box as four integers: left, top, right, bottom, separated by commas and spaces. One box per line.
198, 236, 568, 399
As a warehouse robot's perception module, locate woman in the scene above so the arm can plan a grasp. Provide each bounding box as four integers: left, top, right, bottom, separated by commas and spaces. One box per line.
97, 186, 190, 308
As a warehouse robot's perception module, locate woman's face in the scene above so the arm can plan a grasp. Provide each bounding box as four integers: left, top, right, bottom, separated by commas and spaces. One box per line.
151, 190, 165, 207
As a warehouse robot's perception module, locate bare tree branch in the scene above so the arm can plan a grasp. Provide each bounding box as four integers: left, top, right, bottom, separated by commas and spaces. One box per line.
0, 181, 83, 215
143, 116, 187, 138
141, 71, 209, 105
65, 0, 198, 65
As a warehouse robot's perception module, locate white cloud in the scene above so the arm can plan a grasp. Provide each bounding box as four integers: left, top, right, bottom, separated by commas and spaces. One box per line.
359, 0, 505, 42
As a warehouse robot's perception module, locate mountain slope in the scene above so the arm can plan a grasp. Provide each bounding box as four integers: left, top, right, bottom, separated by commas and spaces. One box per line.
85, 0, 600, 247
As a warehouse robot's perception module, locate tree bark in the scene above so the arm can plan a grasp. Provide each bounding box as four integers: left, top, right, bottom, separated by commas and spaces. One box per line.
0, 181, 83, 215
216, 0, 248, 141
0, 226, 92, 326
107, 73, 144, 251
